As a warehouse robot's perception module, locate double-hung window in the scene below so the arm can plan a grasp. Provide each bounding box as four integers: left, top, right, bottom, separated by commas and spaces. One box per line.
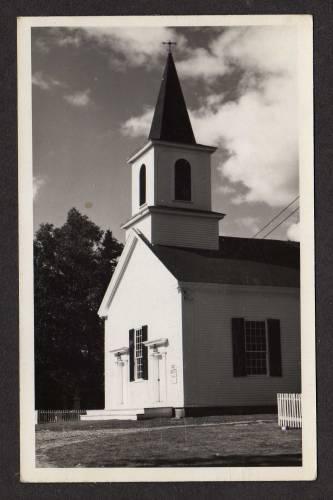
129, 325, 148, 382
135, 327, 144, 380
244, 320, 267, 375
232, 317, 282, 377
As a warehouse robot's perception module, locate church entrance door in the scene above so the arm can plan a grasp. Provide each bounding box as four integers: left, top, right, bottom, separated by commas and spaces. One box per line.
153, 353, 161, 402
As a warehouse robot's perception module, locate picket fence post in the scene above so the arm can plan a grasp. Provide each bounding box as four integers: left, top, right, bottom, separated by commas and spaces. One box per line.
277, 393, 302, 429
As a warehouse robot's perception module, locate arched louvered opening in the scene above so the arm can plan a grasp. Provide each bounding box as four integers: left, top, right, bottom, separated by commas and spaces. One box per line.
139, 164, 146, 206
175, 159, 191, 201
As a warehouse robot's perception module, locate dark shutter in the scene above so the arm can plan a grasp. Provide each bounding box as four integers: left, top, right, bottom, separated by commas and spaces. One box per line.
142, 325, 148, 380
267, 319, 282, 376
232, 318, 246, 377
129, 329, 135, 382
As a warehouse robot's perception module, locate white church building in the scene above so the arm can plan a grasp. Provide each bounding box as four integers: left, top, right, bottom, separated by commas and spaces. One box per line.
83, 51, 300, 421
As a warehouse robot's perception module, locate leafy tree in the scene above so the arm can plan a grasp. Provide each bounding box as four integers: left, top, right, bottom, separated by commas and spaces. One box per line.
34, 208, 123, 409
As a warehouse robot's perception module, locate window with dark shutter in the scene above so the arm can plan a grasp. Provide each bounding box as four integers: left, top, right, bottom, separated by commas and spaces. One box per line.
130, 325, 149, 381
267, 319, 282, 376
244, 320, 267, 375
231, 318, 246, 377
142, 325, 148, 380
135, 328, 143, 379
129, 329, 135, 382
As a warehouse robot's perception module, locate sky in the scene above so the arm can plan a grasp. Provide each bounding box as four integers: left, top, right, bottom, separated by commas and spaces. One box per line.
32, 25, 300, 244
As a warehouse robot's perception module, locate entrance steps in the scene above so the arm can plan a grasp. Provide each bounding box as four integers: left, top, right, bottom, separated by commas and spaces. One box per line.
80, 408, 144, 421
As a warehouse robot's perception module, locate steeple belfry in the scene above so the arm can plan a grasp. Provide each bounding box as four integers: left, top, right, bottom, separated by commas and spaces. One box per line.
149, 51, 196, 145
122, 51, 224, 250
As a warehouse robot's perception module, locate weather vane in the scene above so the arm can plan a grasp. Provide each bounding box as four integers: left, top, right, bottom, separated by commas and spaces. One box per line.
162, 41, 177, 53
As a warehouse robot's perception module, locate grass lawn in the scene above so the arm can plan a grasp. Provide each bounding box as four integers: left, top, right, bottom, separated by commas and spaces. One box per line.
35, 414, 302, 468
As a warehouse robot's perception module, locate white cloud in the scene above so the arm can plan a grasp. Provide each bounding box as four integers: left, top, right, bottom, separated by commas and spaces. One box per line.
33, 176, 45, 200
287, 222, 300, 241
177, 47, 230, 82
53, 27, 186, 67
32, 71, 65, 91
178, 26, 297, 83
191, 27, 299, 207
34, 38, 50, 54
191, 75, 298, 206
120, 26, 299, 208
56, 32, 82, 47
63, 89, 91, 107
121, 107, 154, 137
218, 185, 237, 196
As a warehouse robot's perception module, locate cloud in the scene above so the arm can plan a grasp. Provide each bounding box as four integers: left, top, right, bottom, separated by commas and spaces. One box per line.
63, 89, 91, 107
34, 38, 50, 54
191, 27, 299, 207
121, 26, 299, 208
177, 47, 230, 82
32, 71, 65, 91
121, 107, 154, 137
56, 32, 82, 47
287, 222, 300, 241
33, 176, 45, 200
178, 26, 296, 83
218, 185, 237, 196
51, 27, 186, 67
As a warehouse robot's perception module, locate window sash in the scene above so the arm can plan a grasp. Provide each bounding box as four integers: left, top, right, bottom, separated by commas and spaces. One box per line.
244, 320, 268, 375
135, 328, 143, 379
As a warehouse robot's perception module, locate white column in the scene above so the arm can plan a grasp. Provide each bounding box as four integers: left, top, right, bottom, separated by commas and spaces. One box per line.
123, 356, 128, 406
161, 351, 167, 402
116, 359, 124, 405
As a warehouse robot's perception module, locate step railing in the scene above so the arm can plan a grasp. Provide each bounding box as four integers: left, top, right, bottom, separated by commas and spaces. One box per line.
277, 393, 302, 429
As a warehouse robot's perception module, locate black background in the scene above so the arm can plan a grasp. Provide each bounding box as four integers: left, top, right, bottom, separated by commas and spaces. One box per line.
1, 1, 332, 498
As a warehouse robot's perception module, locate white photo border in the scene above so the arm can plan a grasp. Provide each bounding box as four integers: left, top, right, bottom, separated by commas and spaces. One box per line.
18, 14, 316, 482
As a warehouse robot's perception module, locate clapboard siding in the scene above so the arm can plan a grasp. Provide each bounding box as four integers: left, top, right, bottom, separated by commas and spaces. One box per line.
151, 212, 219, 250
105, 236, 184, 410
182, 284, 301, 407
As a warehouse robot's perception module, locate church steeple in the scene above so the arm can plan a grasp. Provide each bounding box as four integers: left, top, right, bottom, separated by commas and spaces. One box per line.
123, 49, 223, 251
149, 51, 196, 145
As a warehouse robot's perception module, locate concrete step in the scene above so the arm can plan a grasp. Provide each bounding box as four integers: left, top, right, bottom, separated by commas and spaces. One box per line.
84, 408, 143, 416
80, 408, 144, 421
81, 414, 137, 421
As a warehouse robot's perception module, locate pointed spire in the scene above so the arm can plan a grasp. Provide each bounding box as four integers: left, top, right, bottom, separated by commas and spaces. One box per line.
149, 52, 196, 145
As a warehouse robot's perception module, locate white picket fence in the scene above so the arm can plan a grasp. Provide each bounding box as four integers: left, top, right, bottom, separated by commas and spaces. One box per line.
36, 409, 86, 424
277, 393, 302, 429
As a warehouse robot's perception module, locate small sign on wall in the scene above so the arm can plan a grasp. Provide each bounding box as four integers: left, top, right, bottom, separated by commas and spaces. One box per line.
170, 364, 177, 384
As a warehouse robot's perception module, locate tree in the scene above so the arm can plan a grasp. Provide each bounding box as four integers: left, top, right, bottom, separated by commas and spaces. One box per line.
34, 208, 123, 409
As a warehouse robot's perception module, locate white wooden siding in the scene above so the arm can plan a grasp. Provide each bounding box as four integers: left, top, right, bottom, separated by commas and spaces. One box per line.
154, 144, 212, 211
125, 214, 152, 242
182, 284, 301, 407
105, 237, 184, 410
131, 147, 155, 214
151, 212, 219, 250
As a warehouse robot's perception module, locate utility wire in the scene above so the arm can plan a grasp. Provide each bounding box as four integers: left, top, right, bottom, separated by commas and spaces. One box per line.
252, 195, 299, 238
261, 206, 299, 239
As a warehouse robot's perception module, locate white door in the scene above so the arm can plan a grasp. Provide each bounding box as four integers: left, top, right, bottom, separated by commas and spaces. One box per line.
153, 354, 161, 402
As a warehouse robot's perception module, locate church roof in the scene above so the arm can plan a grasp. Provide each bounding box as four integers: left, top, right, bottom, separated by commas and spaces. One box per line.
151, 236, 300, 288
148, 52, 196, 145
